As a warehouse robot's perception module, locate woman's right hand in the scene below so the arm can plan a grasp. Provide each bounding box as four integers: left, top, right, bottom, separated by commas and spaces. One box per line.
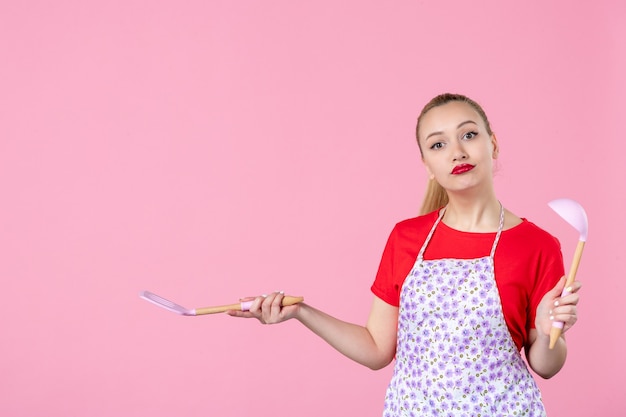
226, 291, 301, 324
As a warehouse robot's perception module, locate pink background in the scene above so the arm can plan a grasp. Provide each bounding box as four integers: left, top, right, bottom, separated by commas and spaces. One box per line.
1, 1, 624, 416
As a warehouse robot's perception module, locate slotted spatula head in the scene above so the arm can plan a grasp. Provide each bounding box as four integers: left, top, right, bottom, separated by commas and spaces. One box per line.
139, 291, 196, 315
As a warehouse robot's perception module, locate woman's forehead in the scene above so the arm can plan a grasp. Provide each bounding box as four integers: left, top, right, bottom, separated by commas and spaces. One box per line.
419, 102, 484, 136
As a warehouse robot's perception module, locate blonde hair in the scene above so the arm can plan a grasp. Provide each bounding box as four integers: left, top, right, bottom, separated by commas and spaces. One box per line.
416, 93, 494, 215
420, 179, 449, 215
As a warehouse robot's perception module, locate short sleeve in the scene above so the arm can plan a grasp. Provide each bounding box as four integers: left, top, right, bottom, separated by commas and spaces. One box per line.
370, 214, 437, 307
371, 226, 401, 307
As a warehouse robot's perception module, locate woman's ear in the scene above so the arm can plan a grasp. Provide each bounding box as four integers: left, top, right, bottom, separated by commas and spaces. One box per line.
491, 133, 499, 159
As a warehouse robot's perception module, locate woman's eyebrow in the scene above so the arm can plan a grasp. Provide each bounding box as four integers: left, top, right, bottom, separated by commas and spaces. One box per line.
425, 120, 478, 141
457, 120, 478, 129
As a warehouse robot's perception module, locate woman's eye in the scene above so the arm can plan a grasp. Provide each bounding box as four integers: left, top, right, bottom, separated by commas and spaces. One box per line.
462, 131, 478, 140
430, 142, 444, 150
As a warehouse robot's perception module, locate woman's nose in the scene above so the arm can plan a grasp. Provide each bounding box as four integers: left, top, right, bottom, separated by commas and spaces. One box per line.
451, 141, 468, 161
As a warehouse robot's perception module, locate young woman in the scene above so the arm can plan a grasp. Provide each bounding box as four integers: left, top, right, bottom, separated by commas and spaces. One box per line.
228, 93, 581, 416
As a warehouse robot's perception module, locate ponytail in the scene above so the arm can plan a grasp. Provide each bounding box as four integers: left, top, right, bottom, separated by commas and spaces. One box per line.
419, 179, 448, 215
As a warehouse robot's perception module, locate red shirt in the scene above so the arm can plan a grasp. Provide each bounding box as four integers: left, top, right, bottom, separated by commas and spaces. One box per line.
371, 211, 564, 351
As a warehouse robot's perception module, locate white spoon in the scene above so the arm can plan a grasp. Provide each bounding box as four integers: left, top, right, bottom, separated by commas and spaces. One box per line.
139, 290, 304, 316
547, 198, 588, 349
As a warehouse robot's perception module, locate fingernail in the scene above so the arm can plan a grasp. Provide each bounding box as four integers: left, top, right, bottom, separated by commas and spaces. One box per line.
261, 294, 268, 298
279, 290, 285, 294
550, 316, 554, 321
565, 286, 572, 293
554, 301, 559, 307
549, 309, 553, 315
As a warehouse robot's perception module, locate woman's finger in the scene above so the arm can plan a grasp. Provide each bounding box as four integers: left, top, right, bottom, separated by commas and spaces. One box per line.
226, 310, 256, 318
227, 292, 295, 324
550, 304, 578, 333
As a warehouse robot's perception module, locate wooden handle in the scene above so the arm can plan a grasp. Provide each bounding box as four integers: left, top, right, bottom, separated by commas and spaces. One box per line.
549, 240, 585, 349
194, 295, 304, 315
195, 303, 241, 315
565, 240, 585, 288
281, 296, 305, 306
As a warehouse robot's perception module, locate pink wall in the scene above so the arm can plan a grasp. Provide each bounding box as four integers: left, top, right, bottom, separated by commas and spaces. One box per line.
1, 1, 624, 416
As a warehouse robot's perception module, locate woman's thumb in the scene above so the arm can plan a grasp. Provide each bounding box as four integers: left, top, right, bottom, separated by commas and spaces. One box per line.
551, 275, 567, 296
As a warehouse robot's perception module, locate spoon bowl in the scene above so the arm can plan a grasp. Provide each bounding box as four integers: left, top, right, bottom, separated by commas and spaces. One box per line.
548, 198, 589, 241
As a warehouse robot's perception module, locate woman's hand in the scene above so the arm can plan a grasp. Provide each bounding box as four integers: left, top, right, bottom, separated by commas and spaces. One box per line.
535, 276, 582, 338
226, 291, 300, 324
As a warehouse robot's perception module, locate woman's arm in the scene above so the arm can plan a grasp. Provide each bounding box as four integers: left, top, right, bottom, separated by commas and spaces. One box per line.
228, 293, 398, 370
525, 276, 582, 378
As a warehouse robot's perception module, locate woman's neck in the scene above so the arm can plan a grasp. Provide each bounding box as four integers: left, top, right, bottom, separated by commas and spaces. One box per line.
442, 193, 502, 233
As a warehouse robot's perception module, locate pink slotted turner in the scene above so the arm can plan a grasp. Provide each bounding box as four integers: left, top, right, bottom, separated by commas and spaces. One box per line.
139, 290, 304, 316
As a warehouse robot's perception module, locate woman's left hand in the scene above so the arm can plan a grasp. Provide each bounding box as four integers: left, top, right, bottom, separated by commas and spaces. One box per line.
535, 276, 582, 338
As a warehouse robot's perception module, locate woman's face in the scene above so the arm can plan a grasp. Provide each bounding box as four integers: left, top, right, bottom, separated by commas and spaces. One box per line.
418, 101, 498, 194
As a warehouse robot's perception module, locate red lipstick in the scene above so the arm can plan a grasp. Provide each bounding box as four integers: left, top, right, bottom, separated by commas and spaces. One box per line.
451, 164, 475, 175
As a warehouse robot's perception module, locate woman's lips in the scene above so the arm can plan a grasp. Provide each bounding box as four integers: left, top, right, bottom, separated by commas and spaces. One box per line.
451, 164, 475, 175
